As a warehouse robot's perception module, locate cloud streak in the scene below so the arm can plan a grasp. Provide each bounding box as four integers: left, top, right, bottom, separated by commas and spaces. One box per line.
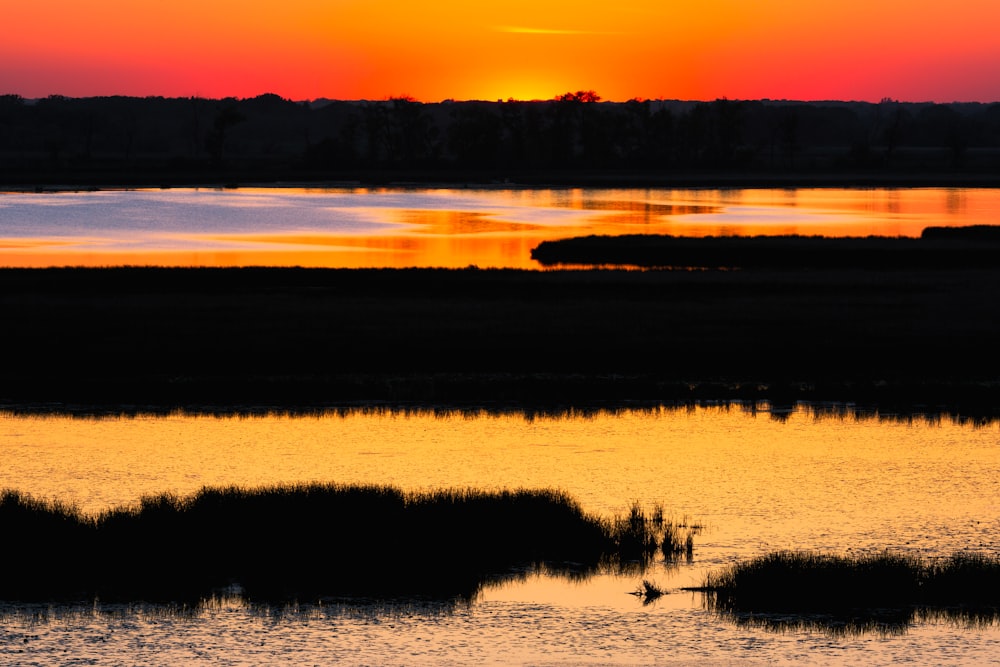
495, 26, 620, 36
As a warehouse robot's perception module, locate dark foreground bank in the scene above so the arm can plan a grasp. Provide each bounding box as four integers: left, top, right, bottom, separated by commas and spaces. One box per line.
1, 266, 999, 415
0, 485, 687, 602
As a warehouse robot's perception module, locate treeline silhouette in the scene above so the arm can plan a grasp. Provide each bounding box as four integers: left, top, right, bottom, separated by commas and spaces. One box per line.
2, 92, 1000, 185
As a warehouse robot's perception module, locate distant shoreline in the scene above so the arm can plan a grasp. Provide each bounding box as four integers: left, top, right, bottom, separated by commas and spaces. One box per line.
5, 170, 1000, 192
4, 96, 1000, 191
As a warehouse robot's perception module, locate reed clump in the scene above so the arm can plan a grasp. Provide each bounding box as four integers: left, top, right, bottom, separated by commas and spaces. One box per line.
0, 485, 694, 603
602, 504, 701, 570
661, 514, 701, 560
630, 579, 666, 605
702, 550, 1000, 614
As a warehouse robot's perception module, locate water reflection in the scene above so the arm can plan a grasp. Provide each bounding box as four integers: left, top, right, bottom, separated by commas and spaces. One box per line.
710, 606, 1000, 637
4, 588, 995, 641
713, 608, 917, 637
3, 186, 1000, 268
5, 595, 996, 666
0, 595, 465, 624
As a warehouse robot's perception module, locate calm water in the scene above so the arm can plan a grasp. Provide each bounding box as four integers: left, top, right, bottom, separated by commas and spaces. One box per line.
1, 406, 998, 665
2, 186, 1000, 268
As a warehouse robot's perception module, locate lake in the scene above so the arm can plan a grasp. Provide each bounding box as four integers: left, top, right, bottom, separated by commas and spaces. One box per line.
1, 406, 998, 664
3, 186, 1000, 268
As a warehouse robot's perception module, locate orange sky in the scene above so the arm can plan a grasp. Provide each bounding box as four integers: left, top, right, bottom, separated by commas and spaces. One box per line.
2, 0, 999, 102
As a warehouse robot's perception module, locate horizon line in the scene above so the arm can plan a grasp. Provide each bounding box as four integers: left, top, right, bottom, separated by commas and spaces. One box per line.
5, 92, 998, 106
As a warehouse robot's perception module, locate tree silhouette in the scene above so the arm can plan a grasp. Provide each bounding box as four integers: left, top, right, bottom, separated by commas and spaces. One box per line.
877, 97, 907, 166
778, 107, 799, 168
555, 91, 602, 103
448, 103, 502, 168
206, 103, 246, 165
711, 98, 745, 166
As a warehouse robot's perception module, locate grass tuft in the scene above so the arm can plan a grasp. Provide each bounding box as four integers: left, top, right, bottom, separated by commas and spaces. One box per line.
630, 579, 666, 605
601, 503, 701, 570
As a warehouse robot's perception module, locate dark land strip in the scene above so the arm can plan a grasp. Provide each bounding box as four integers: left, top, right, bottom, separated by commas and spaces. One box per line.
1, 264, 999, 417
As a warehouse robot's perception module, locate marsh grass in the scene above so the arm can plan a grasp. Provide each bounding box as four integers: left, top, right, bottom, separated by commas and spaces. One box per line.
661, 514, 702, 560
702, 550, 1000, 620
602, 504, 701, 572
0, 490, 94, 599
0, 485, 695, 603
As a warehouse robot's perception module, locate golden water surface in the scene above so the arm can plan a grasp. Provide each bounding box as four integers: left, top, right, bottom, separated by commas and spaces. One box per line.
1, 406, 998, 664
3, 406, 996, 562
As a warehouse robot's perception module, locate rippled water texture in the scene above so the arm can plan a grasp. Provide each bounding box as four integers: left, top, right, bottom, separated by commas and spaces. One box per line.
2, 186, 999, 267
1, 406, 998, 664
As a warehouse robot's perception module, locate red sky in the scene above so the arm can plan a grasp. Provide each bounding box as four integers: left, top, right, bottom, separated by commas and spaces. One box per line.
2, 0, 999, 102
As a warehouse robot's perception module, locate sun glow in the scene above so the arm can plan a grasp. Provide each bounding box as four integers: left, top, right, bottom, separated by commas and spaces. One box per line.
471, 74, 567, 102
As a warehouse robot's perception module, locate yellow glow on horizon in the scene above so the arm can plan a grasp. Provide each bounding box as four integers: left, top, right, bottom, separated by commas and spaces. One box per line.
467, 74, 569, 102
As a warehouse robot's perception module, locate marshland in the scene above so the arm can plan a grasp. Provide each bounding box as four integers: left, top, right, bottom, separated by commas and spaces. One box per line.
1, 185, 999, 664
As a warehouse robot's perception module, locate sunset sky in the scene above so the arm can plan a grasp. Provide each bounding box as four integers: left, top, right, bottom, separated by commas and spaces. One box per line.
3, 0, 999, 103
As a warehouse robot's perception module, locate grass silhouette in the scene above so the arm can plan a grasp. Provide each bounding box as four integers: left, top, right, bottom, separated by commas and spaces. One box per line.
701, 550, 1000, 614
0, 485, 690, 603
